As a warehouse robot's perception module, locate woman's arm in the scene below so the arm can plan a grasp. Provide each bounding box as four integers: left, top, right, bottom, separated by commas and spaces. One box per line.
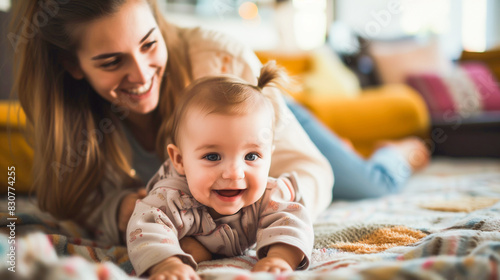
84, 186, 138, 245
262, 85, 334, 219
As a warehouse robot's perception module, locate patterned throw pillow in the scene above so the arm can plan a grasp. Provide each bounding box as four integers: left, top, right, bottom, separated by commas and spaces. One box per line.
406, 62, 500, 118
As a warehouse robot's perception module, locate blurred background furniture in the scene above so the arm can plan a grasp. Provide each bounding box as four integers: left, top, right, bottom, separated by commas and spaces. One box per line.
256, 49, 430, 157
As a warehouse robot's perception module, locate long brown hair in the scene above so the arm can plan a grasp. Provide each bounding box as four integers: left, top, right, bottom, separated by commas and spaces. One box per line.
10, 0, 192, 221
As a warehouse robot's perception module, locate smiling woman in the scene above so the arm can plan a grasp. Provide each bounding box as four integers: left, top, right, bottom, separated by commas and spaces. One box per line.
10, 0, 333, 248
71, 3, 167, 117
10, 0, 196, 242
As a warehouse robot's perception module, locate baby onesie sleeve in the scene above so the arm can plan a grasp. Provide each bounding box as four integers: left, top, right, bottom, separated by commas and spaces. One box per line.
254, 176, 314, 270
126, 184, 196, 276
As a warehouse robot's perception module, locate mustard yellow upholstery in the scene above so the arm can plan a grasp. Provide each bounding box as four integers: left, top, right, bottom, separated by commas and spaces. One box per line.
297, 85, 429, 156
0, 101, 33, 194
460, 48, 500, 83
255, 50, 312, 76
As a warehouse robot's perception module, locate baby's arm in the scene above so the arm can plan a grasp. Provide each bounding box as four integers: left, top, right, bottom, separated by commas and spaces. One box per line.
252, 243, 304, 273
254, 176, 314, 273
127, 187, 197, 276
149, 256, 199, 280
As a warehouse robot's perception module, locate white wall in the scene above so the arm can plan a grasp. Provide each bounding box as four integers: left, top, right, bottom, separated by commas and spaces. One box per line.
0, 0, 9, 12
335, 0, 500, 58
486, 0, 500, 48
163, 11, 279, 51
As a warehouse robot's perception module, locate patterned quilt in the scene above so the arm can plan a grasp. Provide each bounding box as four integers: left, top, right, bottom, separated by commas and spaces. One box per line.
1, 158, 500, 279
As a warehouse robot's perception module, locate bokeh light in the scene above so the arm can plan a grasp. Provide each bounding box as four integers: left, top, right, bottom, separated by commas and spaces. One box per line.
239, 2, 259, 20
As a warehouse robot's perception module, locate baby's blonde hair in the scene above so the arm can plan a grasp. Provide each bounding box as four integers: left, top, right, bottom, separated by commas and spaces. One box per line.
164, 61, 285, 154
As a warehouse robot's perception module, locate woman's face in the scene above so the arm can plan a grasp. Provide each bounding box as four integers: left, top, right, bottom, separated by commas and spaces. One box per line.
72, 0, 167, 117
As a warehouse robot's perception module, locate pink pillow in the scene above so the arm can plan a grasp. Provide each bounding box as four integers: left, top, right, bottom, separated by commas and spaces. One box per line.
406, 62, 500, 117
369, 37, 453, 84
461, 62, 500, 111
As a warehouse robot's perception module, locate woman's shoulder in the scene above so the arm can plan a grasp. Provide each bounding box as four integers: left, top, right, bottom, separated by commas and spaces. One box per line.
180, 26, 262, 81
181, 27, 248, 58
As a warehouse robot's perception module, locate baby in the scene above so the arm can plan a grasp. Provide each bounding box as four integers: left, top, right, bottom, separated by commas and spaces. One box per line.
126, 62, 313, 280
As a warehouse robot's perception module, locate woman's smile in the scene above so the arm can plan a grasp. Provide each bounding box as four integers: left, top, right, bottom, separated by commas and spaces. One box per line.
120, 75, 154, 96
117, 75, 155, 102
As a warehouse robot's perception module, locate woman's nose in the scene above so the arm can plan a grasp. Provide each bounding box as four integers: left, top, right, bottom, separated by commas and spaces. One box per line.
222, 162, 245, 180
127, 56, 150, 84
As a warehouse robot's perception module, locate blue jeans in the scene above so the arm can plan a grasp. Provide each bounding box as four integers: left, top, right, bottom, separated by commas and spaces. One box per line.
286, 98, 411, 200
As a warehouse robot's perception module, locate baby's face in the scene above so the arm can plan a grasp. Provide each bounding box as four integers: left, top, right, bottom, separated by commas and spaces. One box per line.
177, 107, 274, 218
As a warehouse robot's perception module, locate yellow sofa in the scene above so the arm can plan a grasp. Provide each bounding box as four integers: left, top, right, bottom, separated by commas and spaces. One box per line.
0, 50, 429, 194
0, 101, 33, 194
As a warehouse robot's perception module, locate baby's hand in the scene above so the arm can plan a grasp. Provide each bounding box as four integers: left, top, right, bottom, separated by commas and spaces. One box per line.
149, 256, 199, 280
252, 243, 304, 274
252, 256, 293, 274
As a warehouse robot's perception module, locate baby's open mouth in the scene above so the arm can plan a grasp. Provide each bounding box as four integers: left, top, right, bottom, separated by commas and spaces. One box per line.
215, 190, 244, 197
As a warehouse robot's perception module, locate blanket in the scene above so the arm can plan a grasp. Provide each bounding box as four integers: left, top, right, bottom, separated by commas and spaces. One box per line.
1, 158, 500, 279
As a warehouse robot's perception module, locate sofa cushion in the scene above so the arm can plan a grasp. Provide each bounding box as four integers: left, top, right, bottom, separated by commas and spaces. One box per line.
255, 48, 361, 98
461, 62, 500, 111
0, 101, 33, 194
302, 47, 361, 97
460, 48, 500, 83
301, 84, 430, 157
406, 62, 500, 118
369, 37, 453, 85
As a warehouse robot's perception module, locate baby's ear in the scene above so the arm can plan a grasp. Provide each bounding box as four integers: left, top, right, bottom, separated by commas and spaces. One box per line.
167, 144, 185, 175
62, 58, 84, 80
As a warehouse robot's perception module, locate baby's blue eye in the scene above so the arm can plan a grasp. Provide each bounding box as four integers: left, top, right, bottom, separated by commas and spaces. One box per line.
204, 154, 221, 161
245, 153, 259, 161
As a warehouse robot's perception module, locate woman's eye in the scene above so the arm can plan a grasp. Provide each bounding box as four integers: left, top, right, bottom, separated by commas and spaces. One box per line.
204, 154, 221, 161
142, 40, 157, 51
101, 58, 121, 69
245, 153, 260, 161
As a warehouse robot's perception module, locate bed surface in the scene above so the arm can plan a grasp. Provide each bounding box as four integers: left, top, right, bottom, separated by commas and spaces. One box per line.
1, 158, 500, 279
